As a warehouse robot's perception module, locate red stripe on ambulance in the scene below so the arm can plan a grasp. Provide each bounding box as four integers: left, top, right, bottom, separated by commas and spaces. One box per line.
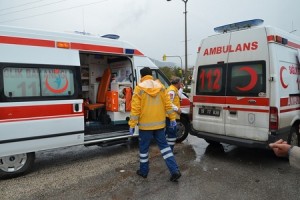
0, 36, 55, 47
70, 42, 124, 54
0, 104, 83, 121
267, 35, 300, 49
193, 96, 269, 106
0, 35, 144, 55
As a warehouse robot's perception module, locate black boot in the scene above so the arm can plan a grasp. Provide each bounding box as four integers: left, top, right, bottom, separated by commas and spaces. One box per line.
136, 170, 147, 178
170, 171, 181, 182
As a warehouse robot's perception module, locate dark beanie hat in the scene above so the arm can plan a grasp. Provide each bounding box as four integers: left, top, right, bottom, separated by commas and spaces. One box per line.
140, 67, 152, 77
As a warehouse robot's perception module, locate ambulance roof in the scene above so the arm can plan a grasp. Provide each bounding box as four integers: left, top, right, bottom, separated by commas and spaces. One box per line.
0, 25, 138, 51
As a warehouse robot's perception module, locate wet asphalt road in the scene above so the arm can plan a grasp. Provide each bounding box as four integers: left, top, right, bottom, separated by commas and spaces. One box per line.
1, 135, 300, 200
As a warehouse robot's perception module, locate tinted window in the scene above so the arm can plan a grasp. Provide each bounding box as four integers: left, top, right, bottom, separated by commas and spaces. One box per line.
1, 64, 79, 101
196, 64, 225, 96
227, 61, 266, 96
3, 67, 40, 97
196, 61, 266, 97
40, 68, 75, 96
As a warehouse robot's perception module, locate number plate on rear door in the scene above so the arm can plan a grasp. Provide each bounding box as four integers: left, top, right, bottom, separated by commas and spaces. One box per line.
198, 108, 220, 116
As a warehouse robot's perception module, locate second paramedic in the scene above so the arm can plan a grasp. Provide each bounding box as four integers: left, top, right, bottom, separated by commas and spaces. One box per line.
128, 67, 181, 182
165, 77, 182, 151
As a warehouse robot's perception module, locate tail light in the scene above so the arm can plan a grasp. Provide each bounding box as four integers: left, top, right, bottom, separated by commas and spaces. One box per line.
269, 107, 278, 131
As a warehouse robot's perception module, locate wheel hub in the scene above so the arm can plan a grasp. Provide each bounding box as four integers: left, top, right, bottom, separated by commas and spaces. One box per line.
0, 154, 27, 172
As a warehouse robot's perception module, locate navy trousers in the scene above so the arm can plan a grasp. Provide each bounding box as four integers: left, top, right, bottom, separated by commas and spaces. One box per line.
165, 118, 177, 151
138, 128, 179, 176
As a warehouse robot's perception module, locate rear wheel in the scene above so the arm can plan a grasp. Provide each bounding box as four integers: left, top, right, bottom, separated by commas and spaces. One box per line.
288, 125, 300, 146
176, 116, 189, 143
0, 152, 35, 178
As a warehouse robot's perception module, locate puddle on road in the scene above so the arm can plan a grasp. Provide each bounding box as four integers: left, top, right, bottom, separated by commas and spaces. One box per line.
186, 135, 238, 163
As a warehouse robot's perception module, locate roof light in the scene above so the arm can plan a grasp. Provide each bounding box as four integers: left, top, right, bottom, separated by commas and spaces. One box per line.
101, 34, 120, 40
214, 19, 264, 33
125, 48, 134, 54
56, 41, 70, 49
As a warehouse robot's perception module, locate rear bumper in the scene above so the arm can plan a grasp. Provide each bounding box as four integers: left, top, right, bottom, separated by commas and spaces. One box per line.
190, 125, 289, 149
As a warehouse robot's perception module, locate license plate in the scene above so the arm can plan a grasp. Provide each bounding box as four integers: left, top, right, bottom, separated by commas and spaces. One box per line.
198, 108, 220, 116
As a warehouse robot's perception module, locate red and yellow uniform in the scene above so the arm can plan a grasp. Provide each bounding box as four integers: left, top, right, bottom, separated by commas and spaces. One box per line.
166, 84, 181, 119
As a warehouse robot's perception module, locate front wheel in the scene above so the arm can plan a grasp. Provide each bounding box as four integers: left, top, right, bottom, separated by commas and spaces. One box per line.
0, 152, 35, 178
176, 116, 189, 143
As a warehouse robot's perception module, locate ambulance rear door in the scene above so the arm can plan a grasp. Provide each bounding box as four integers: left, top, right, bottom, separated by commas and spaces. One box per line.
193, 33, 231, 136
225, 27, 269, 141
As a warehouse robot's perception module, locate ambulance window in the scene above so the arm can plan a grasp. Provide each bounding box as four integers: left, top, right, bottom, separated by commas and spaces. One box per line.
227, 61, 266, 96
151, 69, 170, 88
40, 68, 75, 96
2, 65, 78, 100
196, 65, 224, 95
3, 67, 41, 97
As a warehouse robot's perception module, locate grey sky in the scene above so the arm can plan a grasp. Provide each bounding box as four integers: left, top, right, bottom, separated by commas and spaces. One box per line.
0, 0, 299, 67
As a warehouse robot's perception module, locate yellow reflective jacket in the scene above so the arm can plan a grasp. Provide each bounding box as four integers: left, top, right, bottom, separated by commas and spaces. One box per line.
167, 84, 181, 119
129, 75, 176, 130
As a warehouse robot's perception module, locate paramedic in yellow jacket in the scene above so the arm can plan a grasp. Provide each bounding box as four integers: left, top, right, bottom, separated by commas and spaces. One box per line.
165, 77, 182, 151
128, 67, 181, 182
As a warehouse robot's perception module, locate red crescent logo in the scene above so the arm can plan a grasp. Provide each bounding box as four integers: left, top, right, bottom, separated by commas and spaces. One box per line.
236, 66, 258, 91
45, 75, 69, 94
280, 66, 288, 89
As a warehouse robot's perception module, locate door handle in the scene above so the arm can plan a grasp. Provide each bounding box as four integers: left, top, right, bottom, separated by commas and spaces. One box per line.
74, 104, 79, 112
229, 110, 237, 115
248, 99, 256, 104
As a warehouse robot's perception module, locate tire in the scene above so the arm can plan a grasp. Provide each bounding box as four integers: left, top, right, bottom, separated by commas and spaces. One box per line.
288, 125, 300, 147
205, 139, 220, 146
176, 116, 189, 143
0, 152, 35, 178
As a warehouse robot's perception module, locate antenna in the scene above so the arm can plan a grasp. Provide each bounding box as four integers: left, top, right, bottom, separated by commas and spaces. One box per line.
290, 21, 297, 33
82, 7, 86, 34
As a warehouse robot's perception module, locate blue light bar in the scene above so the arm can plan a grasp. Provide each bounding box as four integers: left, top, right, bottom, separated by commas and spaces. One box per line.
214, 19, 264, 33
101, 34, 120, 39
125, 49, 134, 54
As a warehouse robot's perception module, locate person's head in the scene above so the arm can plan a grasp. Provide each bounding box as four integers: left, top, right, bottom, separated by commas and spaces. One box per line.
140, 67, 152, 77
171, 77, 182, 89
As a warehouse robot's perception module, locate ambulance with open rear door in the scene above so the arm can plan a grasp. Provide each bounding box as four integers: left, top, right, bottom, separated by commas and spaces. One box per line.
0, 25, 190, 178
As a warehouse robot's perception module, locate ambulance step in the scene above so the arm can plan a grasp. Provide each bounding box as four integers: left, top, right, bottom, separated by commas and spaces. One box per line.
83, 131, 131, 145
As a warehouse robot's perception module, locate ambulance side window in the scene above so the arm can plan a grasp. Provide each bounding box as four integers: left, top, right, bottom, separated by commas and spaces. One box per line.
151, 69, 170, 88
3, 67, 41, 97
40, 68, 75, 96
227, 61, 266, 96
1, 65, 78, 101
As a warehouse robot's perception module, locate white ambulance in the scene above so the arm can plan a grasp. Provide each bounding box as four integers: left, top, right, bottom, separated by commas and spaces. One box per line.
190, 19, 300, 148
0, 25, 190, 178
